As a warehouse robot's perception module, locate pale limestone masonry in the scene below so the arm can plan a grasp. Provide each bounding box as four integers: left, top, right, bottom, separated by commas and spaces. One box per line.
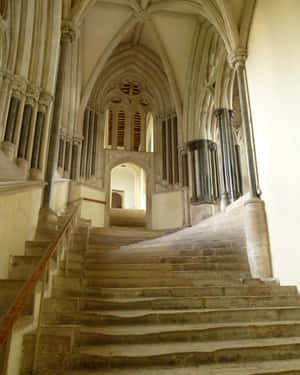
13, 222, 300, 375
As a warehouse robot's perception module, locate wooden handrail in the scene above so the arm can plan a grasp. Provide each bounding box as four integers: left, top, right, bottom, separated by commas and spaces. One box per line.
83, 197, 106, 205
67, 197, 106, 207
0, 203, 80, 350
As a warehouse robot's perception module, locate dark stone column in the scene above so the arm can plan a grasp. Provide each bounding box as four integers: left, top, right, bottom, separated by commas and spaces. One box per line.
17, 103, 32, 159
210, 142, 220, 202
42, 26, 75, 208
235, 144, 243, 196
161, 120, 167, 182
4, 96, 19, 142
86, 109, 94, 179
173, 116, 179, 184
91, 113, 98, 176
215, 108, 239, 204
31, 111, 45, 169
188, 142, 197, 202
70, 143, 78, 180
64, 139, 70, 172
57, 136, 65, 168
80, 108, 89, 178
167, 118, 173, 184
182, 152, 189, 187
188, 139, 215, 203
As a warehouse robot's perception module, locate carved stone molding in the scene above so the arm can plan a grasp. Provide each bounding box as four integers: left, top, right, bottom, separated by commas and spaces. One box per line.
39, 90, 53, 107
228, 48, 248, 69
61, 21, 77, 43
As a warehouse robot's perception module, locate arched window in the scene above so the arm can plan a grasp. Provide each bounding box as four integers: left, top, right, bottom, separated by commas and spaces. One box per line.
105, 109, 112, 147
146, 112, 154, 152
117, 110, 125, 148
133, 112, 141, 151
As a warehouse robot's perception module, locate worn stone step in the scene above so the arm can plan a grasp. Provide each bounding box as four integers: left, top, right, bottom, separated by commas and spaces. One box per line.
84, 262, 249, 271
85, 249, 247, 262
83, 285, 297, 299
58, 358, 300, 374
81, 296, 300, 311
85, 277, 273, 289
0, 279, 34, 316
78, 321, 300, 345
84, 270, 251, 280
42, 307, 300, 326
8, 255, 56, 280
70, 337, 300, 368
24, 240, 51, 256
22, 327, 74, 374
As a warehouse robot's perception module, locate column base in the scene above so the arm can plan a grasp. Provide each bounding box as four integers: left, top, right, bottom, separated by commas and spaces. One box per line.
220, 193, 230, 211
243, 198, 273, 278
1, 141, 15, 160
35, 207, 59, 240
190, 202, 217, 225
16, 157, 30, 172
30, 168, 43, 181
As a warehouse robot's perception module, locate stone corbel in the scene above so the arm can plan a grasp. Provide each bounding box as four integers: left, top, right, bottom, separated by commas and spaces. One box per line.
61, 20, 77, 43
228, 48, 248, 69
10, 75, 27, 97
39, 90, 53, 108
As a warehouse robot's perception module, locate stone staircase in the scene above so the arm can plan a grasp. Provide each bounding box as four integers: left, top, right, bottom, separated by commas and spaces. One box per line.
19, 225, 300, 374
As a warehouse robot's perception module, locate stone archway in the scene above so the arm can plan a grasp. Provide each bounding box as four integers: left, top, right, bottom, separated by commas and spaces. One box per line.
104, 150, 154, 228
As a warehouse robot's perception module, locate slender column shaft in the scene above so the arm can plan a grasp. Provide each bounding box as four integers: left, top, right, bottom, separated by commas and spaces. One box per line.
43, 27, 74, 207
64, 139, 71, 172
189, 147, 197, 202
173, 116, 179, 184
215, 109, 238, 203
31, 111, 45, 169
13, 94, 26, 153
70, 143, 78, 180
91, 113, 98, 176
17, 103, 33, 159
86, 109, 94, 179
182, 152, 189, 187
167, 118, 173, 184
4, 96, 19, 142
26, 101, 39, 162
235, 62, 260, 198
57, 136, 65, 168
161, 120, 167, 182
0, 77, 11, 141
80, 109, 89, 178
235, 144, 244, 196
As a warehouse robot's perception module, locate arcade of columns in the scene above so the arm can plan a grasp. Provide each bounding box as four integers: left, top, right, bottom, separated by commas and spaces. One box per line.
0, 1, 261, 226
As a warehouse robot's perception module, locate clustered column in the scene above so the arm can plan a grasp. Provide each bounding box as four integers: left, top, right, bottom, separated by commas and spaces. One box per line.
161, 114, 180, 186
80, 106, 99, 182
43, 26, 75, 208
188, 139, 220, 203
214, 109, 240, 205
70, 136, 82, 181
0, 75, 53, 180
230, 49, 261, 198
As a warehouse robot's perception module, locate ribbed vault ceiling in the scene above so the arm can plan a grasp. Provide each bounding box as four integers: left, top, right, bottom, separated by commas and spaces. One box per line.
72, 0, 255, 129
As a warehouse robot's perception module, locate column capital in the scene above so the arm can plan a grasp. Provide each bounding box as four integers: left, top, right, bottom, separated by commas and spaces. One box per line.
228, 48, 248, 69
61, 21, 76, 43
10, 75, 27, 96
72, 134, 83, 145
39, 90, 53, 107
214, 108, 235, 119
26, 84, 40, 102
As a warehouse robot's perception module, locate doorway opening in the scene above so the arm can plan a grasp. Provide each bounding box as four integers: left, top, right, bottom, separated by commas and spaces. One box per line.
110, 162, 146, 227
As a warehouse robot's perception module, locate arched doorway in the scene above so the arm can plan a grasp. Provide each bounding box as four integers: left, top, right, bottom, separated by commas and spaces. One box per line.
110, 162, 147, 227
